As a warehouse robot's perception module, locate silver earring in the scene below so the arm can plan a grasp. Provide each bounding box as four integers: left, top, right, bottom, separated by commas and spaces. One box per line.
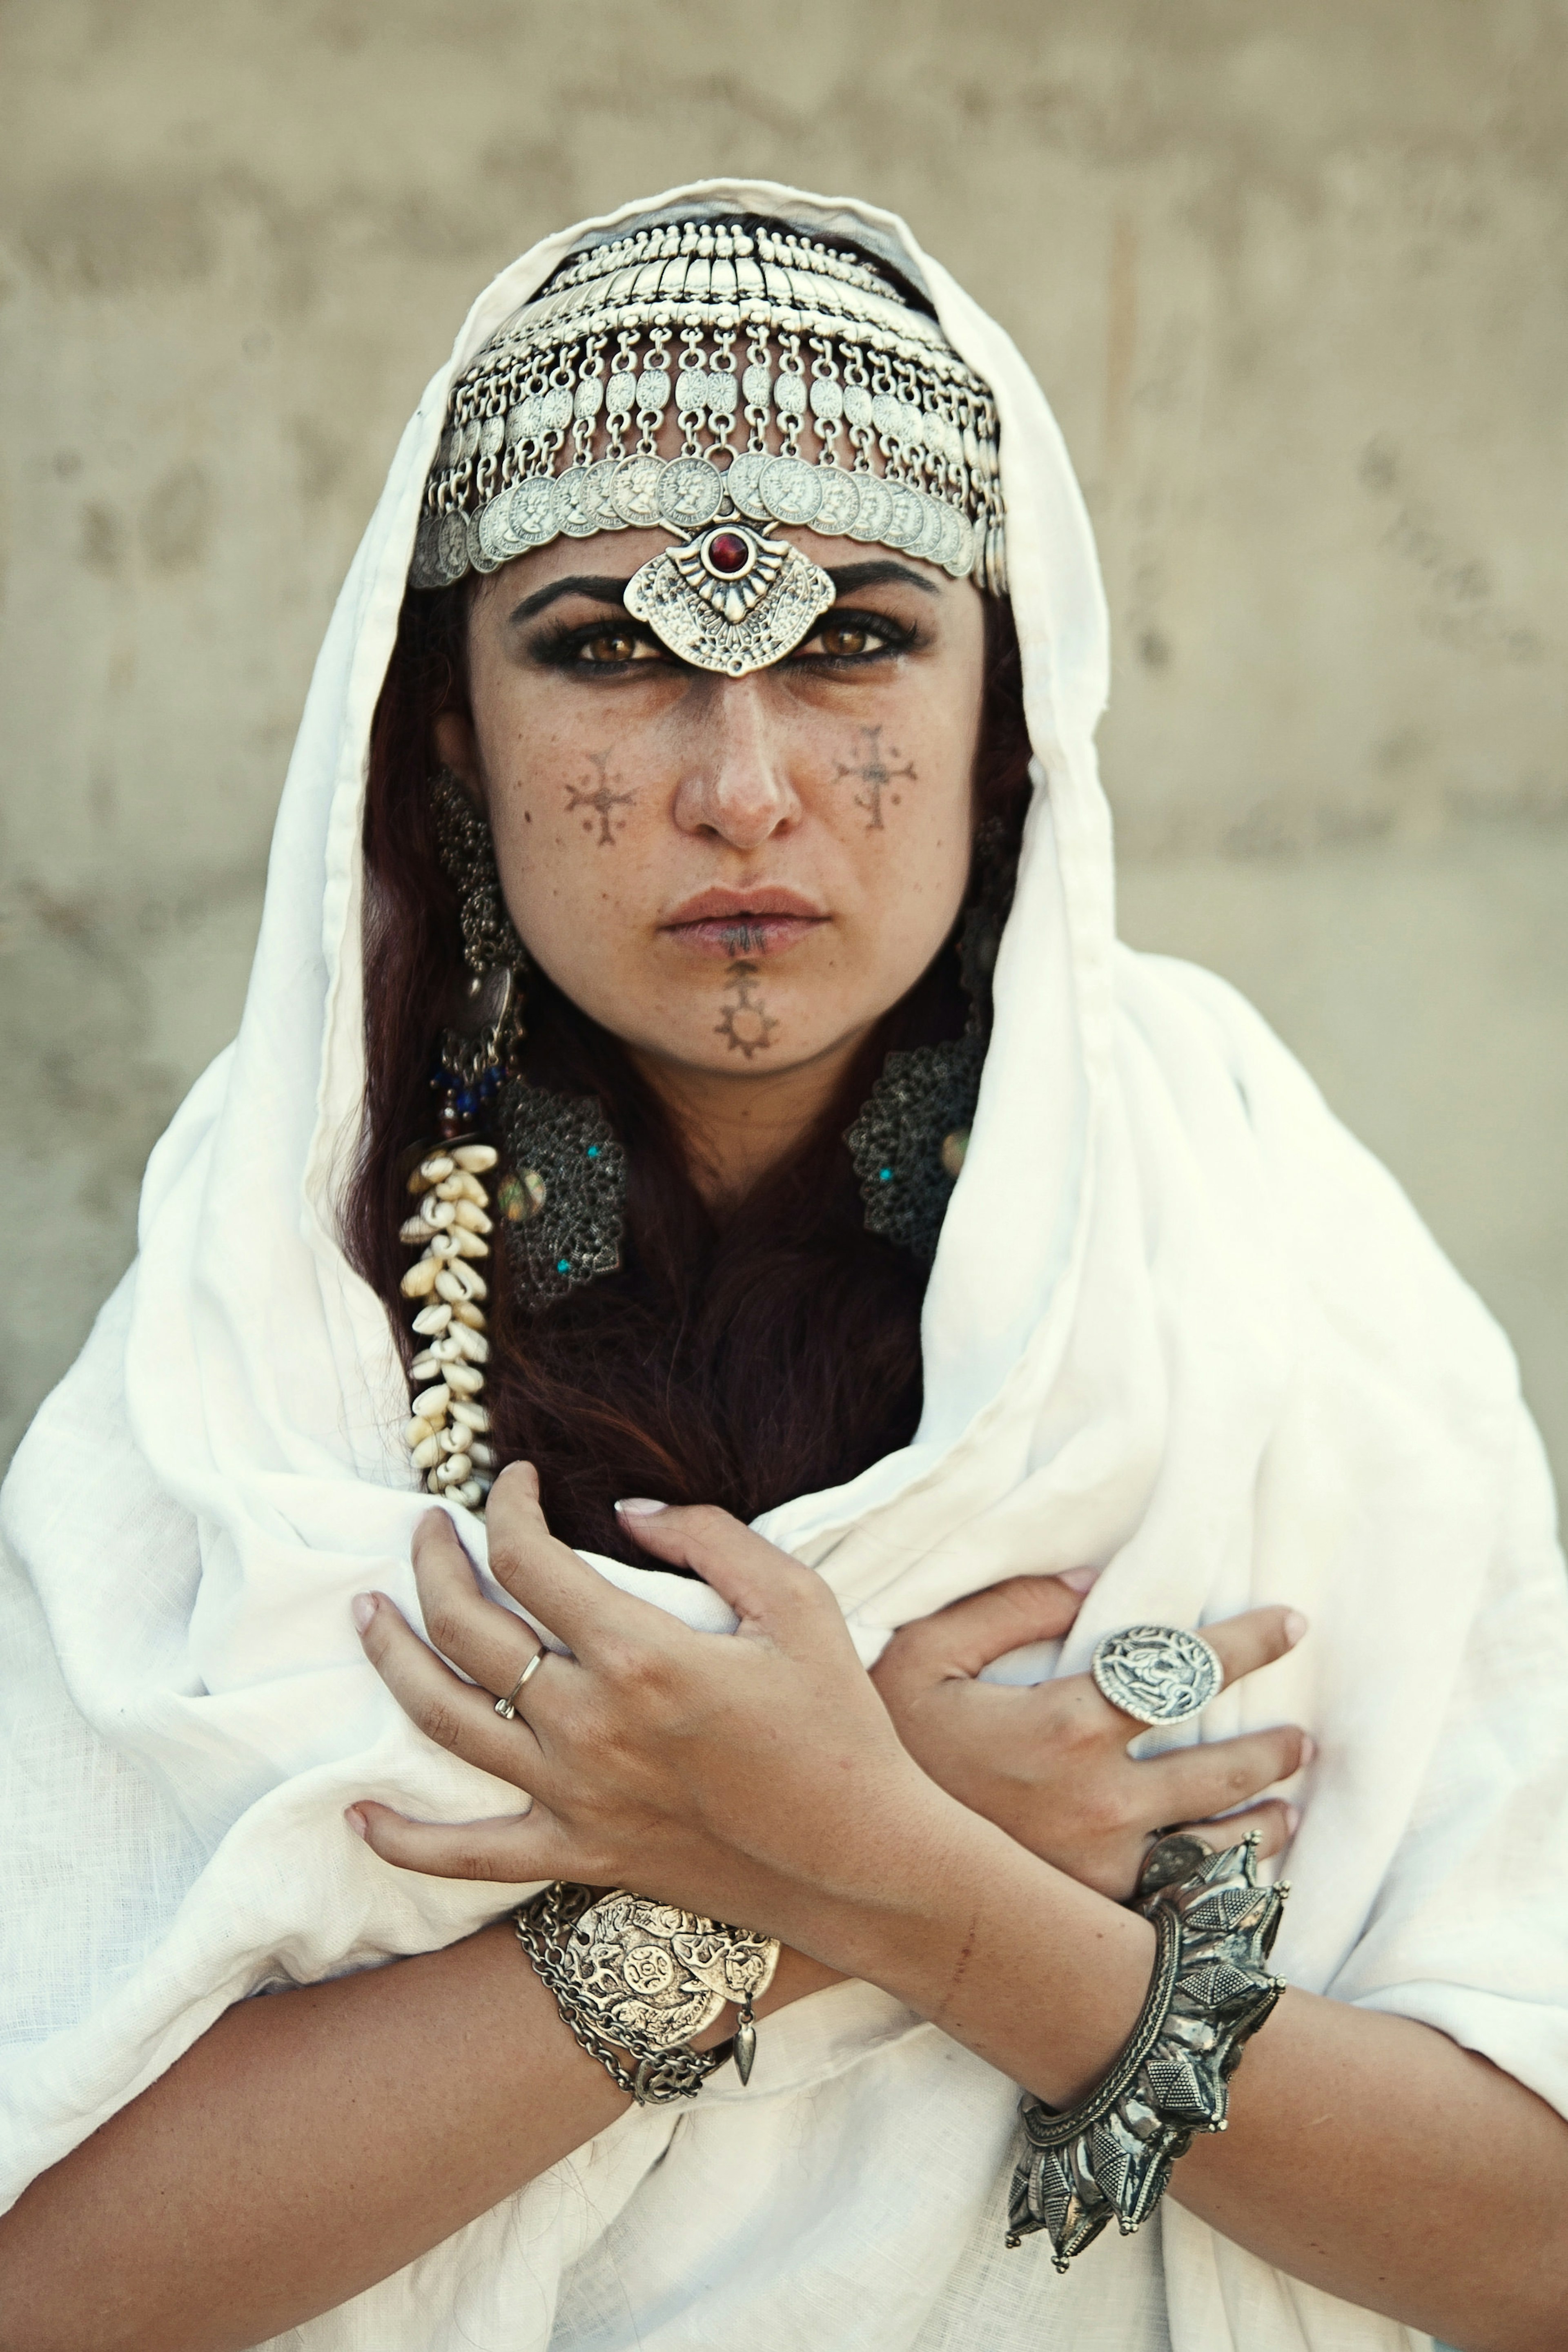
495, 1079, 627, 1304
845, 821, 1016, 1263
426, 771, 628, 1301
428, 768, 527, 1141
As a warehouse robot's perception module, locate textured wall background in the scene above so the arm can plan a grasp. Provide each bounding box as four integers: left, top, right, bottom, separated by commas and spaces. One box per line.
2, 0, 1565, 1485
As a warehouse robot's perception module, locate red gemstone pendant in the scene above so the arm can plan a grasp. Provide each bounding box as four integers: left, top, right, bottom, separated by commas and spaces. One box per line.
702, 526, 756, 579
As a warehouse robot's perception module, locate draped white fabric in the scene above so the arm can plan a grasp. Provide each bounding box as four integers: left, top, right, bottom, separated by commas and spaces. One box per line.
2, 181, 1564, 2352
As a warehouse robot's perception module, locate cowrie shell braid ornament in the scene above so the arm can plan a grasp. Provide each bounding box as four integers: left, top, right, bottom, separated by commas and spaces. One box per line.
399, 1144, 500, 1510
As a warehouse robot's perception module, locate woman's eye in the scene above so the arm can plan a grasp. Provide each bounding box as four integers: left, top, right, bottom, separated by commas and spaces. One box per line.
576, 629, 653, 664
817, 622, 875, 658
798, 613, 911, 662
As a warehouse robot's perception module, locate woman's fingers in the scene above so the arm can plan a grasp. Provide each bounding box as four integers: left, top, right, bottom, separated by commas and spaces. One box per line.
411, 1509, 544, 1700
1158, 1798, 1299, 1868
355, 1590, 548, 1786
613, 1500, 823, 1634
484, 1463, 657, 1659
347, 1798, 563, 1883
1199, 1605, 1309, 1692
875, 1574, 1092, 1693
1145, 1724, 1313, 1827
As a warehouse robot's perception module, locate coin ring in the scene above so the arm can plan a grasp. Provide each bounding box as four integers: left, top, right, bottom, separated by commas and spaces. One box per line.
1090, 1624, 1225, 1728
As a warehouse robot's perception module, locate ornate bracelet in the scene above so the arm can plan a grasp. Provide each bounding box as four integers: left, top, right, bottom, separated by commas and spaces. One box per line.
1006, 1831, 1288, 2269
514, 1882, 780, 2106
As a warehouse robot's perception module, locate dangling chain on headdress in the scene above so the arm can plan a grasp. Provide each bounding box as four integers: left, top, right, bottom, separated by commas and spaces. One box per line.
408, 216, 1006, 676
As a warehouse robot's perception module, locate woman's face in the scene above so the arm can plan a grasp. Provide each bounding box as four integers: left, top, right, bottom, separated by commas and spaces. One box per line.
434, 528, 987, 1092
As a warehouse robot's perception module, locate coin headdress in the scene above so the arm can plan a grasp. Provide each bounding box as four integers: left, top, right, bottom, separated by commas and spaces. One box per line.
409, 214, 1006, 676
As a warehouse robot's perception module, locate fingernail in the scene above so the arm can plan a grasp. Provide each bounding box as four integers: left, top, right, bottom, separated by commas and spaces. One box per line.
351, 1593, 376, 1634
615, 1498, 668, 1516
1284, 1803, 1301, 1837
344, 1805, 368, 1840
1300, 1733, 1317, 1766
1058, 1567, 1098, 1593
1283, 1610, 1309, 1647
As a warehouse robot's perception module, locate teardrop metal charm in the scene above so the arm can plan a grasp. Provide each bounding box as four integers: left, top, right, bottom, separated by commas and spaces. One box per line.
732, 2004, 758, 2086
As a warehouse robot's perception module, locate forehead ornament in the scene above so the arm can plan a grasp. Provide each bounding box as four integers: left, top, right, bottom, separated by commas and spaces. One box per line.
410, 216, 1005, 676
623, 519, 835, 677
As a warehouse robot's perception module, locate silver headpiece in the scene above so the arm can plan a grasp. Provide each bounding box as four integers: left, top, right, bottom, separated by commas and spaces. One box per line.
409, 216, 1006, 676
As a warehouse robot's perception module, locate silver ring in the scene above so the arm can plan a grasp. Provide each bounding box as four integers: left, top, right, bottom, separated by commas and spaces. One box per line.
493, 1647, 545, 1719
1091, 1624, 1223, 1727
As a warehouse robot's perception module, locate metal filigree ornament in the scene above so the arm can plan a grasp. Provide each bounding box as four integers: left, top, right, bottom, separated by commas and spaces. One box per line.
846, 1034, 985, 1265
624, 519, 834, 678
407, 214, 1007, 678
1091, 1624, 1225, 1728
496, 1076, 627, 1303
514, 1882, 780, 2104
1007, 1833, 1288, 2269
844, 811, 1017, 1264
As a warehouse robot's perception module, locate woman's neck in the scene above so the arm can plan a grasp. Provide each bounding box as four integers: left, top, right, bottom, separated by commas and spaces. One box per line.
630, 1027, 873, 1210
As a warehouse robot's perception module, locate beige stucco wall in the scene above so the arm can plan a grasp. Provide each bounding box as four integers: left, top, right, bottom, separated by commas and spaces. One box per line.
2, 0, 1564, 1486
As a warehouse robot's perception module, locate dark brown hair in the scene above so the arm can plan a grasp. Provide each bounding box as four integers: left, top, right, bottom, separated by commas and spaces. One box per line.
345, 583, 1031, 1565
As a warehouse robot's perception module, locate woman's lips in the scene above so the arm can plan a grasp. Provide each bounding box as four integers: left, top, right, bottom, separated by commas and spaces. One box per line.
659, 887, 829, 959
664, 913, 826, 959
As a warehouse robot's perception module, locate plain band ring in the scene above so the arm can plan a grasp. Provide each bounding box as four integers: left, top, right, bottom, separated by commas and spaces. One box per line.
1091, 1624, 1224, 1728
494, 1648, 545, 1719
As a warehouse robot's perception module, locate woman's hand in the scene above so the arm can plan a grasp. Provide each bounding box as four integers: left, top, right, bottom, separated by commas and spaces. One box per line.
349, 1465, 946, 1963
871, 1576, 1312, 1899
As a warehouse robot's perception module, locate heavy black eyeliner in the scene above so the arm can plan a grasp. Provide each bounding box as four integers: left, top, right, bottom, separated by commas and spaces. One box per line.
528, 615, 668, 671
791, 608, 920, 666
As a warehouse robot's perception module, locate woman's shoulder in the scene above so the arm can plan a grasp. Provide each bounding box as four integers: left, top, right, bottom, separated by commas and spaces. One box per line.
1110, 940, 1526, 1438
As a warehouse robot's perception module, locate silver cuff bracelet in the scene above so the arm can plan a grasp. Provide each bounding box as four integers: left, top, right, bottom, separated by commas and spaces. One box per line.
1006, 1831, 1289, 2270
514, 1882, 780, 2105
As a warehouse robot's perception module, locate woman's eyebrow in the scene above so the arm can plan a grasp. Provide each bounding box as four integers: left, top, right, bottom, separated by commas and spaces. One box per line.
826, 559, 940, 600
506, 575, 630, 626
506, 555, 938, 631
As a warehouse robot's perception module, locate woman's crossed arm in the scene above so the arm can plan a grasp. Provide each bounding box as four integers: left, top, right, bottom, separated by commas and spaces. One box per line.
3, 1465, 1565, 2352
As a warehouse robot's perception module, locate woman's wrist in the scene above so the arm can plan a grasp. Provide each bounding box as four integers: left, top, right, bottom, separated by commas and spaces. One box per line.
688, 1945, 846, 2051
779, 1772, 1160, 2111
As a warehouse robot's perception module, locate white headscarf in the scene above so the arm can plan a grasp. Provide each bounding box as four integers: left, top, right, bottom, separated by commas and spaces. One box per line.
3, 181, 1564, 2352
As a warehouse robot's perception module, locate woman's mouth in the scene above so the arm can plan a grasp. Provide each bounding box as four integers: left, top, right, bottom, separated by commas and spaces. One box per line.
659, 887, 829, 960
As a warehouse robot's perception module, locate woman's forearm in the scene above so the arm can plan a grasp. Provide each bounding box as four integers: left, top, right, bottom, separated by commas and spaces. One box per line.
1177, 1991, 1568, 2352
0, 1922, 623, 2352
0, 1925, 832, 2352
823, 1794, 1568, 2352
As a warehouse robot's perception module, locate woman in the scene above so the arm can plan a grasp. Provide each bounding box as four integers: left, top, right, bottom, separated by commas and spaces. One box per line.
2, 184, 1565, 2352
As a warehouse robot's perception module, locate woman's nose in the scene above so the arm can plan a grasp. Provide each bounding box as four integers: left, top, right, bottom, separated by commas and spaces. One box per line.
670, 680, 804, 850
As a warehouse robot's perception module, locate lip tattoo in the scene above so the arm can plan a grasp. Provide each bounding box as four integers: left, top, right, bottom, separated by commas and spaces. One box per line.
715, 961, 780, 1059
834, 723, 916, 832
719, 921, 768, 957
564, 749, 637, 846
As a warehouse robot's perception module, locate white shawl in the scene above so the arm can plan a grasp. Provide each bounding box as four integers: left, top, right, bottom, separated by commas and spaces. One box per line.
3, 181, 1565, 2352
